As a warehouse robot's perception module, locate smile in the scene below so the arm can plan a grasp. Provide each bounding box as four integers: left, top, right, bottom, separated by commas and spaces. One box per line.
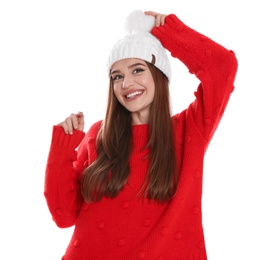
125, 91, 143, 99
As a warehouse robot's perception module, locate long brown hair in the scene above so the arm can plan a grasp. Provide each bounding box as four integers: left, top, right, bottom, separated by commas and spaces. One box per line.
80, 61, 178, 203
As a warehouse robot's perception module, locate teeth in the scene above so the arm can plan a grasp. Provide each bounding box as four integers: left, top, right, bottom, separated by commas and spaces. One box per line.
126, 91, 142, 99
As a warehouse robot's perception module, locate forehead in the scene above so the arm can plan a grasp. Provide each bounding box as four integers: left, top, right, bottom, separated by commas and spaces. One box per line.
111, 58, 147, 71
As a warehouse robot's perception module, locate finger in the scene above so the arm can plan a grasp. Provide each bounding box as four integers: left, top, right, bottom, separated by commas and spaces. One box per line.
160, 14, 166, 26
64, 116, 76, 134
70, 112, 85, 132
76, 111, 84, 118
61, 114, 78, 135
70, 113, 80, 130
76, 112, 85, 131
144, 11, 167, 27
156, 14, 167, 26
156, 14, 162, 27
144, 11, 159, 17
58, 120, 71, 135
57, 112, 84, 135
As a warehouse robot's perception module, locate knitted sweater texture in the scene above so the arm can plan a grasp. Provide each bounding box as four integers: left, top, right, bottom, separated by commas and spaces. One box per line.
44, 14, 238, 260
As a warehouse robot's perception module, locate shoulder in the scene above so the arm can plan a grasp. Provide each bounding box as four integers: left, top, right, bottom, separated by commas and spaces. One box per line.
172, 110, 187, 126
85, 120, 103, 139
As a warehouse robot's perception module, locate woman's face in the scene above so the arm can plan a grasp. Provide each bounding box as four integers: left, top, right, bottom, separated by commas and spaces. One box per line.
110, 58, 155, 124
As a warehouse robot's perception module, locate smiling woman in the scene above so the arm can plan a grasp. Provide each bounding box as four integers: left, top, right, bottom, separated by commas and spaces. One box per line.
44, 9, 238, 260
111, 59, 156, 124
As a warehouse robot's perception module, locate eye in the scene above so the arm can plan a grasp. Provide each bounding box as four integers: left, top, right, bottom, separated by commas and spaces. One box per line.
112, 74, 123, 81
133, 68, 144, 74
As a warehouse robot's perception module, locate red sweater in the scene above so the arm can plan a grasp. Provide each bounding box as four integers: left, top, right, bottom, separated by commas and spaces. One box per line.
44, 14, 238, 260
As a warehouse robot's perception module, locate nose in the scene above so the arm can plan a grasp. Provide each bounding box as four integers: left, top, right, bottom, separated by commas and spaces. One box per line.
122, 75, 134, 89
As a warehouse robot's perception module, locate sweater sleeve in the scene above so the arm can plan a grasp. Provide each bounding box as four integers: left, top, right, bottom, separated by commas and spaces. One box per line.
44, 125, 86, 228
152, 14, 238, 142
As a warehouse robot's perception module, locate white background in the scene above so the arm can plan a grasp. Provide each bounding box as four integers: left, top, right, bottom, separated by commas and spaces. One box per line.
1, 0, 269, 259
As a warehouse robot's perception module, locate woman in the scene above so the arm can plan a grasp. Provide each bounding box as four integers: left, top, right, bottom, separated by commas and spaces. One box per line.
44, 10, 238, 259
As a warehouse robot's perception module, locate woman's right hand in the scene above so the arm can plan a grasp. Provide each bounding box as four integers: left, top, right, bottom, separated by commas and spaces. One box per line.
57, 111, 84, 135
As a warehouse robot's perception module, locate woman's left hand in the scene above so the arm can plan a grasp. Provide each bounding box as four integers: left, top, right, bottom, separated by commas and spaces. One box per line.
144, 11, 167, 27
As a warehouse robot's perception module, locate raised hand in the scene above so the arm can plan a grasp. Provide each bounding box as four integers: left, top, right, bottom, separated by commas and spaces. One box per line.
144, 11, 167, 27
57, 111, 84, 134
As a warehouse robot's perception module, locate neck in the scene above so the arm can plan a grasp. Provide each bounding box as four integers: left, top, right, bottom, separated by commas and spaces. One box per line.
131, 110, 149, 125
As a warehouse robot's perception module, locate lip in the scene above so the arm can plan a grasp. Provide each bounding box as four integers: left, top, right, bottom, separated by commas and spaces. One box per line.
123, 89, 144, 101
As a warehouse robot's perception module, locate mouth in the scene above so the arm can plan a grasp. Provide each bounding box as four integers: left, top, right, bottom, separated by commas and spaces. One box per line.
125, 90, 143, 100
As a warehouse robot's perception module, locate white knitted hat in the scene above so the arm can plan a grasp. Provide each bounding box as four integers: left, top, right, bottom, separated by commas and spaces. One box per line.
107, 10, 171, 81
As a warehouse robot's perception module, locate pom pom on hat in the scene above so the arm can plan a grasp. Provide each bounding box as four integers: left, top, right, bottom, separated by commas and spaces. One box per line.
107, 10, 171, 81
125, 10, 155, 34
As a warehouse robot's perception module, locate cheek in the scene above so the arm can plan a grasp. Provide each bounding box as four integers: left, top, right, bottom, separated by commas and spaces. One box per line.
143, 77, 155, 95
113, 84, 122, 100
113, 84, 119, 95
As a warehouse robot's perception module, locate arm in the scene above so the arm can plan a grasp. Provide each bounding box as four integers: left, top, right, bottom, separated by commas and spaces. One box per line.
44, 113, 86, 228
150, 13, 238, 142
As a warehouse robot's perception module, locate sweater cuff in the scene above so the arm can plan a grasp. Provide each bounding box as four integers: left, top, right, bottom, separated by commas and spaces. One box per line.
51, 125, 85, 150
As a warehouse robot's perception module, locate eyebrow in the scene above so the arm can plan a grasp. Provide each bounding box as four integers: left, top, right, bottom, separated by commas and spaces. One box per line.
110, 62, 146, 76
